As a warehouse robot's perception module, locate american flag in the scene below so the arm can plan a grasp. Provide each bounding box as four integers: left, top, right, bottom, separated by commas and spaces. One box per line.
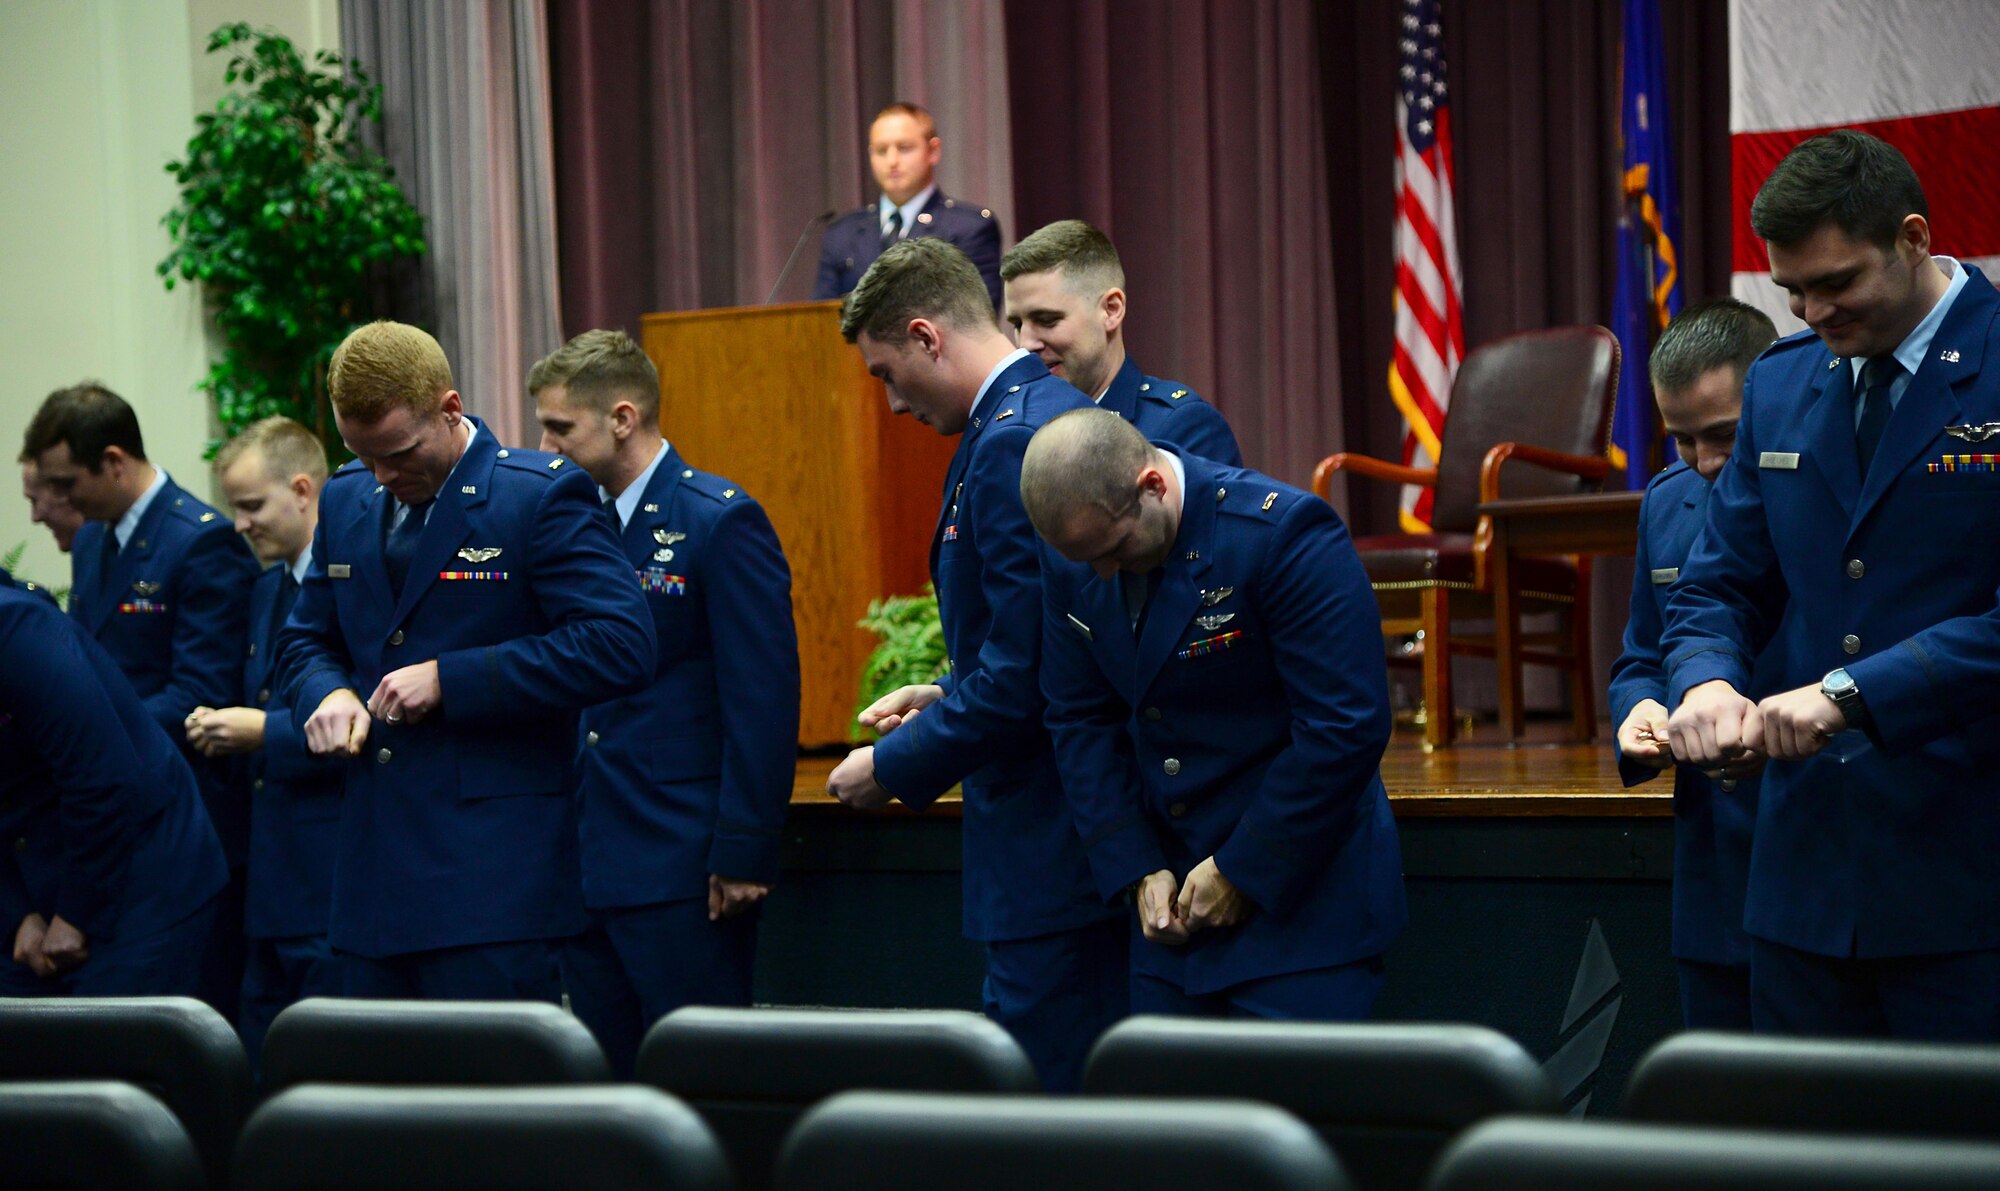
1390, 0, 1465, 531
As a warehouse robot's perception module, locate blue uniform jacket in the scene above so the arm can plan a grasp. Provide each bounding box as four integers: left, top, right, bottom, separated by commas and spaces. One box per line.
275, 420, 656, 958
1663, 267, 2000, 958
575, 448, 800, 908
1040, 452, 1407, 994
872, 354, 1117, 942
812, 191, 1003, 307
0, 572, 226, 945
241, 563, 341, 941
1101, 357, 1243, 467
1609, 461, 1785, 967
69, 477, 260, 865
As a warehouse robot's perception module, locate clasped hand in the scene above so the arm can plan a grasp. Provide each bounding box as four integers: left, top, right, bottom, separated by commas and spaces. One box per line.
304, 662, 444, 756
1667, 679, 1847, 770
1136, 857, 1251, 946
13, 913, 87, 979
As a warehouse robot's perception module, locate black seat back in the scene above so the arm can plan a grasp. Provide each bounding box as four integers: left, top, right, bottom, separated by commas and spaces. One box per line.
260, 997, 610, 1092
638, 1006, 1039, 1191
0, 997, 249, 1189
233, 1085, 730, 1191
0, 1080, 204, 1191
777, 1090, 1349, 1191
1084, 1018, 1555, 1190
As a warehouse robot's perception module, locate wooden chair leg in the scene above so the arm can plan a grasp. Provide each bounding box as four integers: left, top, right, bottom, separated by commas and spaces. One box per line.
1421, 587, 1454, 750
1491, 538, 1526, 742
1567, 558, 1597, 741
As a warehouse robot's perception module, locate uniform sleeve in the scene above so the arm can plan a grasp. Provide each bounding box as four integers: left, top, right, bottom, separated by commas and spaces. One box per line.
1849, 573, 2000, 752
144, 524, 258, 738
437, 468, 658, 719
1211, 500, 1394, 919
957, 215, 1004, 308
1663, 377, 1787, 707
1040, 560, 1169, 902
278, 517, 365, 732
1608, 494, 1668, 788
700, 498, 800, 884
1176, 402, 1244, 468
259, 698, 348, 785
873, 426, 1046, 803
811, 223, 846, 300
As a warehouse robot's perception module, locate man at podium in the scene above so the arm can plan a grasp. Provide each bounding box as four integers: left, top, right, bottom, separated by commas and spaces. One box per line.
812, 101, 1003, 308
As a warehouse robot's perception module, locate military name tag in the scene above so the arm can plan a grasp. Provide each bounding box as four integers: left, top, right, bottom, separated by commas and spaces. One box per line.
329, 564, 352, 579
1758, 452, 1800, 470
1066, 612, 1093, 641
1650, 568, 1680, 585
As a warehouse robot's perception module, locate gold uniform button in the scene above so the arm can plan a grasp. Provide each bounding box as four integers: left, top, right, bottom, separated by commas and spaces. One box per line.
1169, 802, 1188, 818
1163, 758, 1181, 776
1842, 634, 1861, 655
1846, 559, 1864, 579
585, 731, 601, 747
1143, 707, 1162, 722
389, 630, 406, 646
377, 748, 393, 764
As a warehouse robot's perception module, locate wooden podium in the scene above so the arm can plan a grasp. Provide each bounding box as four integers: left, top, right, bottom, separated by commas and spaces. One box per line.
638, 300, 957, 747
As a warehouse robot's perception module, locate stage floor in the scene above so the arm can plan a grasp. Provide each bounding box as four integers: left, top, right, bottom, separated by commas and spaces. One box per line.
790, 720, 1666, 819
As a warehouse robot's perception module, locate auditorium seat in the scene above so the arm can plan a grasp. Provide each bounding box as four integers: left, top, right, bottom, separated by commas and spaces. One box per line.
0, 996, 250, 1190
1426, 1116, 2000, 1189
776, 1090, 1349, 1191
1625, 1031, 2000, 1141
1083, 1018, 1555, 1191
637, 1006, 1038, 1191
233, 1085, 731, 1191
260, 998, 610, 1092
0, 1080, 205, 1191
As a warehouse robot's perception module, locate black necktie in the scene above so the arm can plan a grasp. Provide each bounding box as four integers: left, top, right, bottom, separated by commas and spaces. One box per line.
273, 569, 299, 641
882, 209, 904, 251
605, 497, 623, 535
384, 499, 432, 598
1856, 355, 1901, 475
98, 525, 121, 599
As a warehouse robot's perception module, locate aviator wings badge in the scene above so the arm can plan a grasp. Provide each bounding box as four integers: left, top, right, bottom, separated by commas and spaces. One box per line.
130, 580, 162, 596
1944, 423, 2000, 443
457, 547, 503, 564
653, 530, 687, 546
1198, 586, 1234, 608
1195, 612, 1235, 631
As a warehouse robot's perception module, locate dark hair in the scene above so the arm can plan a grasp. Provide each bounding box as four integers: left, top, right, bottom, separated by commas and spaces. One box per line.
1650, 298, 1779, 395
22, 382, 146, 470
1749, 130, 1929, 250
840, 237, 996, 344
528, 329, 661, 422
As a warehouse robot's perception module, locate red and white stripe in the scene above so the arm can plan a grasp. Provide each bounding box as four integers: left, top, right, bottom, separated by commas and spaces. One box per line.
1729, 0, 2000, 332
1391, 103, 1466, 531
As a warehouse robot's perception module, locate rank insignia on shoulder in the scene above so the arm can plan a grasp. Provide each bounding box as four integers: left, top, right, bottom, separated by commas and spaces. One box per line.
722, 489, 736, 498
654, 530, 686, 546
458, 547, 503, 564
1262, 492, 1279, 511
329, 565, 352, 579
1944, 423, 2000, 442
130, 580, 162, 596
199, 512, 217, 522
1195, 612, 1235, 631
548, 458, 565, 469
1199, 586, 1234, 607
995, 408, 1016, 421
1171, 389, 1188, 400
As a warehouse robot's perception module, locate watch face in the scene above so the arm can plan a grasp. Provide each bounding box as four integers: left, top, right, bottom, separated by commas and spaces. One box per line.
1824, 670, 1854, 695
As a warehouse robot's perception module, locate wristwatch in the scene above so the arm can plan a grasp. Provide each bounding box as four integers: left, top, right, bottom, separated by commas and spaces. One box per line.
1820, 667, 1870, 732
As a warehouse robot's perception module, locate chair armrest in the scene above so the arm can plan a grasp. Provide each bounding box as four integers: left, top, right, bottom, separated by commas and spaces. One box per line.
1478, 442, 1612, 505
1312, 453, 1438, 500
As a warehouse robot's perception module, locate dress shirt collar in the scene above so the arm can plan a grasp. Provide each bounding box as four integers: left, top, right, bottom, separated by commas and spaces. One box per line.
880, 184, 938, 238
604, 438, 671, 527
970, 348, 1032, 424
115, 467, 170, 548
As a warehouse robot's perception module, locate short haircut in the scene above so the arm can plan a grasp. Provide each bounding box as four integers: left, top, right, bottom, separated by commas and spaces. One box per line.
1750, 129, 1929, 251
327, 320, 454, 421
22, 382, 146, 470
1020, 407, 1157, 537
214, 415, 329, 486
1000, 219, 1126, 295
527, 330, 661, 422
873, 101, 937, 141
840, 237, 997, 344
1649, 298, 1779, 396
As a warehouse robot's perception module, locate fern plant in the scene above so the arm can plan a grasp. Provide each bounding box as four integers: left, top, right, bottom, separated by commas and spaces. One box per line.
853, 584, 950, 741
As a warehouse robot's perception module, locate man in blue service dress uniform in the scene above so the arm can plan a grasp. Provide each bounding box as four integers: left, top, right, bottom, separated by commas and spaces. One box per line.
277, 321, 655, 1001
532, 329, 800, 1078
1608, 298, 1778, 1030
1023, 409, 1406, 1018
186, 418, 343, 1068
1002, 220, 1242, 467
0, 568, 228, 997
826, 238, 1126, 1091
25, 383, 259, 1019
1665, 131, 2000, 1039
813, 101, 1003, 307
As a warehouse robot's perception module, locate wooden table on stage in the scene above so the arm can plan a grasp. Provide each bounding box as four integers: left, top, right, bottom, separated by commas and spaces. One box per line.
1479, 490, 1645, 741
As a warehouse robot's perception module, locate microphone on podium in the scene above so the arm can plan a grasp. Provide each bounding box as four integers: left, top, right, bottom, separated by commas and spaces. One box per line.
766, 209, 838, 304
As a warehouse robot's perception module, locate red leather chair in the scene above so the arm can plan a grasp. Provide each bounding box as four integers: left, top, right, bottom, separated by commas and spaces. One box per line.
1314, 326, 1621, 748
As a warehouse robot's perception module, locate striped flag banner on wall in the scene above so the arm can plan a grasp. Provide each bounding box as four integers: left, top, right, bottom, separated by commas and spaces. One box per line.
1390, 0, 1465, 532
1729, 0, 2000, 331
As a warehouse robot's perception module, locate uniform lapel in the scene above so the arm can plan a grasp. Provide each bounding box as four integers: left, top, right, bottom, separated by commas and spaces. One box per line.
1852, 275, 1994, 531
96, 485, 174, 630
390, 422, 495, 627
1131, 452, 1217, 697
629, 446, 689, 565
1802, 353, 1861, 523
343, 479, 396, 612
1098, 356, 1142, 423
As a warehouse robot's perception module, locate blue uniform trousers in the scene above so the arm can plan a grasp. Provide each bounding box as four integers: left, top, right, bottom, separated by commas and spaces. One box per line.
561, 898, 758, 1080
339, 939, 564, 1003
0, 897, 216, 999
1679, 959, 1753, 1031
239, 933, 341, 1074
1130, 949, 1385, 1021
982, 917, 1129, 1093
1751, 937, 2000, 1041
194, 865, 247, 1023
